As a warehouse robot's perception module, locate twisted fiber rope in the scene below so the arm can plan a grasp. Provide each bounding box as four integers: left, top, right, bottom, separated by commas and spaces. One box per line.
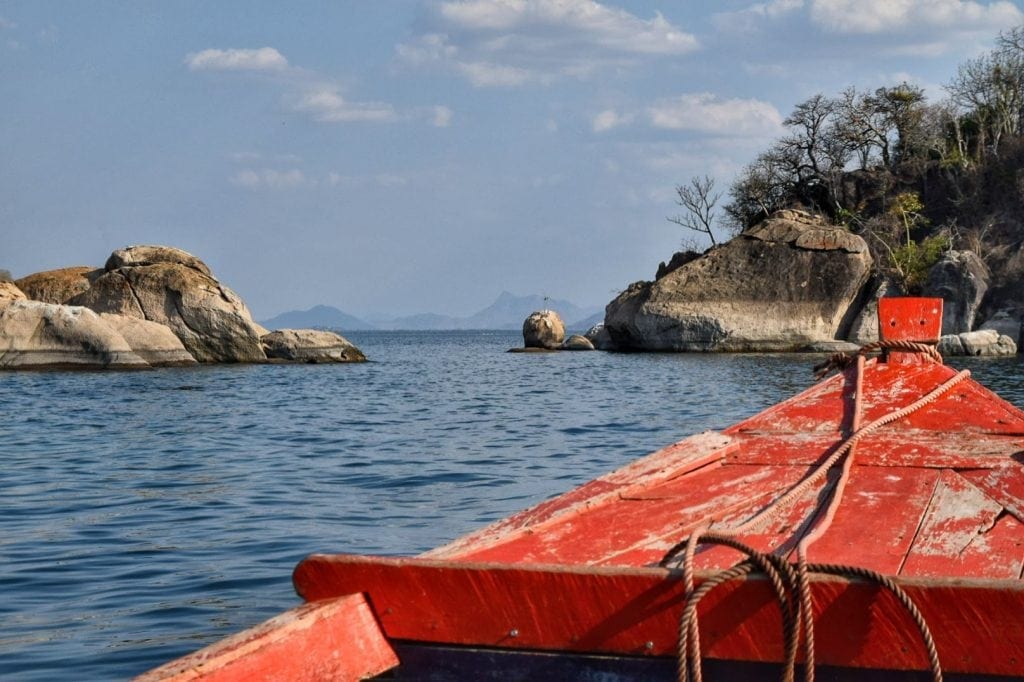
814, 339, 942, 380
670, 537, 801, 682
661, 340, 965, 681
795, 353, 868, 681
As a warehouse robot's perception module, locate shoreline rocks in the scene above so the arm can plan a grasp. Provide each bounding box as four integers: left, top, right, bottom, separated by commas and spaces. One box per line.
605, 210, 873, 351
2, 245, 367, 370
0, 301, 150, 369
261, 329, 366, 363
938, 329, 1017, 357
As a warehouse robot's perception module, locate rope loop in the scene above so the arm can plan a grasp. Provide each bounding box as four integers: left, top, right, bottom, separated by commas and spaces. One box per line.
813, 339, 943, 380
662, 340, 962, 680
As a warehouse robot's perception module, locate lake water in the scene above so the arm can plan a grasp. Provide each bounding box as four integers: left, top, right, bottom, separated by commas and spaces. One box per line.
3, 330, 1023, 680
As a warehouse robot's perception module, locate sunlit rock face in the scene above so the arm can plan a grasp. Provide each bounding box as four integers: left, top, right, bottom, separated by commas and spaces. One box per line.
605, 210, 873, 351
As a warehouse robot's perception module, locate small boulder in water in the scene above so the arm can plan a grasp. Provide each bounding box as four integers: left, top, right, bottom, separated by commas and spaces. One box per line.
562, 334, 595, 351
261, 329, 366, 363
523, 310, 565, 350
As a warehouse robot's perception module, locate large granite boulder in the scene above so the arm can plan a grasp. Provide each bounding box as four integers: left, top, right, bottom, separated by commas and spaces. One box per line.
0, 281, 27, 304
605, 210, 873, 351
922, 251, 988, 335
99, 313, 197, 366
70, 246, 267, 363
261, 329, 366, 363
15, 266, 101, 304
523, 310, 565, 349
0, 301, 148, 369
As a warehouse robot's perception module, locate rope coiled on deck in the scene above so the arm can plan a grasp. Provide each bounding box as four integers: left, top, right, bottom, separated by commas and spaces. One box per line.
661, 339, 965, 682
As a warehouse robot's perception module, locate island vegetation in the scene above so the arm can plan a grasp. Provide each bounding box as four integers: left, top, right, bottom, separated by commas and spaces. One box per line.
673, 26, 1024, 303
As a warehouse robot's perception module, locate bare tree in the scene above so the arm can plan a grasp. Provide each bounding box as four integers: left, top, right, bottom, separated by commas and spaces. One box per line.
669, 175, 722, 246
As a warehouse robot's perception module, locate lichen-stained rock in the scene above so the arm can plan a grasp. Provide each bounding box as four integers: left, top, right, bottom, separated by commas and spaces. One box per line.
923, 251, 988, 335
605, 210, 873, 351
523, 310, 565, 349
99, 313, 197, 366
15, 266, 101, 304
70, 246, 266, 363
0, 281, 27, 304
261, 329, 366, 363
0, 301, 148, 369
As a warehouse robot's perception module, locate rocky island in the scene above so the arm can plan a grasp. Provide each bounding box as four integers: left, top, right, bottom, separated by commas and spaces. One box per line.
0, 245, 365, 369
598, 210, 1017, 356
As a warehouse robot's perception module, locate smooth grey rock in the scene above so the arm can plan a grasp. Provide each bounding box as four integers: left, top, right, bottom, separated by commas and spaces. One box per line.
939, 329, 1016, 356
846, 279, 902, 345
923, 251, 988, 335
261, 329, 366, 363
523, 310, 565, 350
0, 301, 149, 369
71, 246, 266, 363
605, 210, 872, 351
979, 309, 1022, 347
99, 313, 197, 366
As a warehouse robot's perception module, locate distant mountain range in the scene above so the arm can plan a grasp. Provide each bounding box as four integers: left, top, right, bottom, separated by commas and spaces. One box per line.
260, 292, 604, 332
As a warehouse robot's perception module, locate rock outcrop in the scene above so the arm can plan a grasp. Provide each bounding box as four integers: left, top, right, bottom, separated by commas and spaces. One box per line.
584, 323, 616, 351
605, 210, 873, 351
70, 246, 267, 363
3, 245, 369, 368
922, 251, 988, 335
261, 329, 366, 363
0, 281, 27, 303
845, 279, 902, 345
938, 329, 1017, 356
99, 313, 197, 366
523, 310, 565, 350
15, 266, 100, 304
979, 308, 1022, 347
0, 301, 149, 369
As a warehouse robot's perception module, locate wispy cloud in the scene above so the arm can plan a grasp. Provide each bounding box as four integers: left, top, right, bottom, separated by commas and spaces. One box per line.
398, 0, 699, 87
188, 46, 450, 127
230, 168, 309, 189
808, 0, 1022, 35
648, 93, 784, 137
185, 47, 289, 72
292, 86, 397, 123
0, 16, 17, 30
592, 109, 632, 132
715, 0, 1022, 57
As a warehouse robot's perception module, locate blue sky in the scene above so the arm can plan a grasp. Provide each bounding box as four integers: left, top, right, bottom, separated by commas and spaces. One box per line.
2, 1, 1022, 319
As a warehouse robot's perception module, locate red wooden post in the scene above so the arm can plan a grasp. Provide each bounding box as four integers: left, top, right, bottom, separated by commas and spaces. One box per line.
877, 298, 943, 363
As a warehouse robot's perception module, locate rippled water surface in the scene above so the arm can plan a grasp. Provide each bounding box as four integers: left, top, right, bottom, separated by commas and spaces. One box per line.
3, 330, 1023, 680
